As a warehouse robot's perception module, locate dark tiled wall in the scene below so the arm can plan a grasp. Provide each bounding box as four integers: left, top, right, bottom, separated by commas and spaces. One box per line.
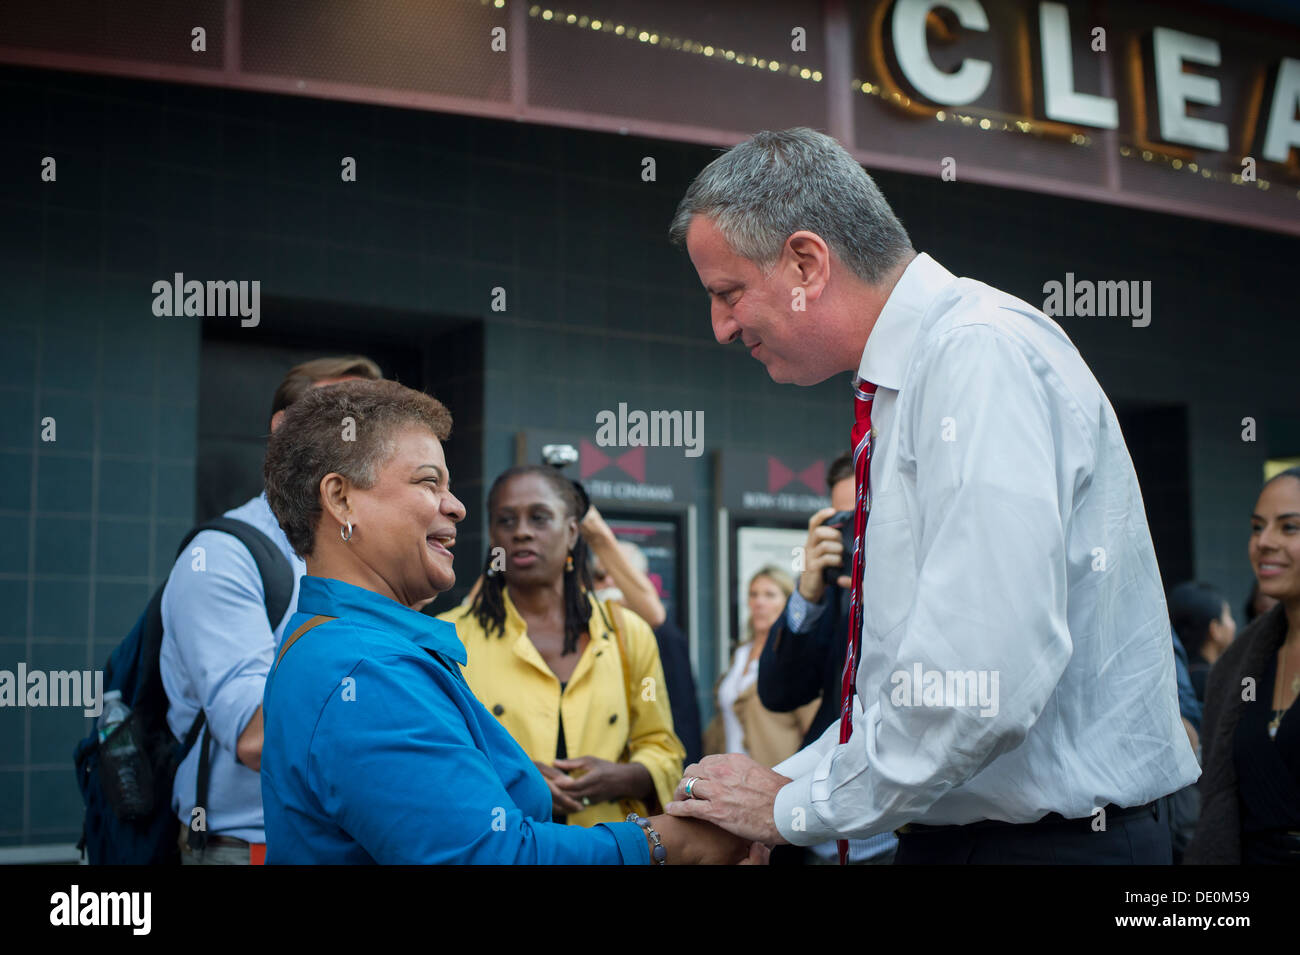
0, 266, 199, 846
2, 63, 1299, 847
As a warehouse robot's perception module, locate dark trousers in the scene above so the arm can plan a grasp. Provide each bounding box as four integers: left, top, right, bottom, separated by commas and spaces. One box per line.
894, 802, 1171, 864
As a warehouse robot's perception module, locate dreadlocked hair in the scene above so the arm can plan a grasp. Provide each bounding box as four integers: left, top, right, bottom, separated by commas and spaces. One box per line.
469, 465, 596, 655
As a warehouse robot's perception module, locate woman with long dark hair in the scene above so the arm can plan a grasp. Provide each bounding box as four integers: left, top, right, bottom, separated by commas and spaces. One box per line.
440, 465, 685, 826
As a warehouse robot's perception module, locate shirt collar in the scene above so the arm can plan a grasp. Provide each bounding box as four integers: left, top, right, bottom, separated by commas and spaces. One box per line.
857, 252, 956, 391
296, 575, 467, 665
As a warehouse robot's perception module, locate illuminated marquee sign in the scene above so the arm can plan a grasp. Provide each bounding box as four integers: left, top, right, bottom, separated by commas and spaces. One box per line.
882, 0, 1298, 161
1, 0, 1295, 231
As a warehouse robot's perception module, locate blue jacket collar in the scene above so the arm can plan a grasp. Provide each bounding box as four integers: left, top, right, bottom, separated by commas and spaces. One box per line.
297, 575, 467, 666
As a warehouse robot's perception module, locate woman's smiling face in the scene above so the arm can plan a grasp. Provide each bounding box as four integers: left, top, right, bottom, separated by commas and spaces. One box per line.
346, 425, 464, 603
1250, 475, 1300, 602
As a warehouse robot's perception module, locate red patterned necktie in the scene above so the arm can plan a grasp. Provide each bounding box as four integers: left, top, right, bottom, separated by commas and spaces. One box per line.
838, 376, 877, 865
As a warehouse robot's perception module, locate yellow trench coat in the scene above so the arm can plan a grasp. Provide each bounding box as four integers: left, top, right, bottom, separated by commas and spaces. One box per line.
439, 591, 685, 827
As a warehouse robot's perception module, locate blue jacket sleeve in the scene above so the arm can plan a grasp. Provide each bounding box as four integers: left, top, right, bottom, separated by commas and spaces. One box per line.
758, 592, 835, 713
311, 651, 649, 864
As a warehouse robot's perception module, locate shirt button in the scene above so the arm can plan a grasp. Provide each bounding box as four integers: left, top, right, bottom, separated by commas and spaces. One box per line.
492, 703, 505, 716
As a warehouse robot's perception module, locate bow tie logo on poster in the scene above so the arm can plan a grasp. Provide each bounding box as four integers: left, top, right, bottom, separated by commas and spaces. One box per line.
768, 457, 825, 494
581, 441, 646, 481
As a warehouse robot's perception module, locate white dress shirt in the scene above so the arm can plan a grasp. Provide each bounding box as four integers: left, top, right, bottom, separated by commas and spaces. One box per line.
773, 253, 1200, 845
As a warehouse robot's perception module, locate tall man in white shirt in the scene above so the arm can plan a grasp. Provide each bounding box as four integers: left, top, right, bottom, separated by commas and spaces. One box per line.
665, 128, 1200, 863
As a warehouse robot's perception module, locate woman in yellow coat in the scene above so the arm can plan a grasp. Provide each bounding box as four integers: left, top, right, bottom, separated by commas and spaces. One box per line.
440, 466, 684, 828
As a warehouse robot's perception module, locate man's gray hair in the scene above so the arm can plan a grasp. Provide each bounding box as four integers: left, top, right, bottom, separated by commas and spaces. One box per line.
668, 128, 913, 286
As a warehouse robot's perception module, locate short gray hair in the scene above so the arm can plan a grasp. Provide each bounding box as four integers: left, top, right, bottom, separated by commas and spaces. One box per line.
669, 128, 913, 285
264, 379, 453, 557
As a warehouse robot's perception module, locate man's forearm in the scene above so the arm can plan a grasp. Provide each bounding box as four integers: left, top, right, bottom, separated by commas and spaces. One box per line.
236, 705, 263, 771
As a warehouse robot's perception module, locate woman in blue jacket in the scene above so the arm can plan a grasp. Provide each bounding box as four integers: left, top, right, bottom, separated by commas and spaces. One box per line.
258, 378, 747, 865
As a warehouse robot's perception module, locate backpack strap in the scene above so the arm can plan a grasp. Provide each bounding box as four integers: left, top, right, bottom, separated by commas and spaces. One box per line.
187, 722, 214, 852
177, 708, 207, 850
177, 517, 295, 629
180, 710, 206, 754
174, 515, 294, 852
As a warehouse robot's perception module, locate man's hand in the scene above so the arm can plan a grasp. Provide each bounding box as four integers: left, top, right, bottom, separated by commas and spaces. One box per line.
799, 507, 850, 602
665, 754, 792, 846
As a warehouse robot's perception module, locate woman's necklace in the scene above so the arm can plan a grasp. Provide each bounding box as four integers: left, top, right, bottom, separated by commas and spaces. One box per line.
1268, 644, 1300, 740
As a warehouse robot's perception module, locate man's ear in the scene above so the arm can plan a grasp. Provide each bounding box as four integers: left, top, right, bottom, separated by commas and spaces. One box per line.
786, 231, 831, 303
269, 409, 285, 434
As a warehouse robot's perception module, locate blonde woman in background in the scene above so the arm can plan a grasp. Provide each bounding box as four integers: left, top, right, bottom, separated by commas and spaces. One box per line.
704, 566, 819, 767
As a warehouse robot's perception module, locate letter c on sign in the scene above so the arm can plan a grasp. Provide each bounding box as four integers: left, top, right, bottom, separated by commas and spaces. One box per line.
891, 0, 992, 106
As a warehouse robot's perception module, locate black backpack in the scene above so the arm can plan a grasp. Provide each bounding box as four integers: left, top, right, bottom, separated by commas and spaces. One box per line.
74, 517, 293, 864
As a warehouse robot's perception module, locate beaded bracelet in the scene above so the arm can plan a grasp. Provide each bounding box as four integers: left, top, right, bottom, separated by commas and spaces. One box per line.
627, 813, 667, 865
